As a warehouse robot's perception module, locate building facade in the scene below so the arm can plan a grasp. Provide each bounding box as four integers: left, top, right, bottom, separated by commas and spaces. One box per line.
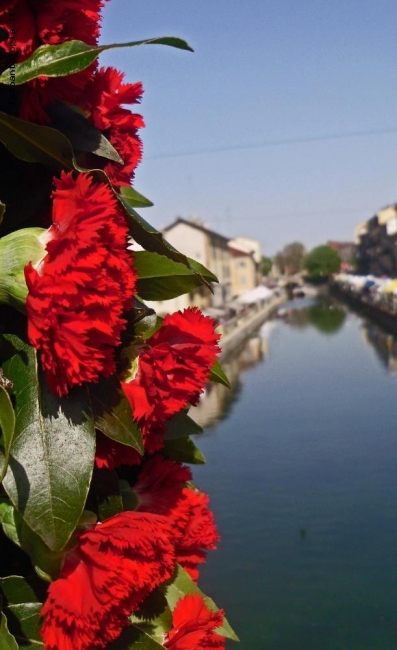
228, 238, 258, 297
355, 205, 397, 276
327, 241, 356, 272
150, 217, 232, 313
142, 218, 262, 315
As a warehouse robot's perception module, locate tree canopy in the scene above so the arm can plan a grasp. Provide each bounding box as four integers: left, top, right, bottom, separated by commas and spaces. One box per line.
304, 245, 341, 279
261, 256, 272, 276
274, 242, 305, 275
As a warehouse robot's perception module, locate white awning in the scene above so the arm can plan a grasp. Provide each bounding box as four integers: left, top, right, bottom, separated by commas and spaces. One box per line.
236, 286, 274, 304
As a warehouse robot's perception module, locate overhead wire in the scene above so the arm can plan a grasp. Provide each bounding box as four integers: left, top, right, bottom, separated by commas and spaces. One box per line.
211, 208, 374, 223
147, 126, 397, 160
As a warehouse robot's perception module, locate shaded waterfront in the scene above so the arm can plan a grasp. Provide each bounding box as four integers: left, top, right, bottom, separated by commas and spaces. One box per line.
191, 298, 397, 649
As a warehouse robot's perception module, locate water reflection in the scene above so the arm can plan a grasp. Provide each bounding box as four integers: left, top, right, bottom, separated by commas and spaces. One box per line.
191, 299, 347, 429
308, 302, 346, 334
190, 325, 275, 429
361, 320, 397, 376
193, 297, 397, 649
283, 297, 346, 335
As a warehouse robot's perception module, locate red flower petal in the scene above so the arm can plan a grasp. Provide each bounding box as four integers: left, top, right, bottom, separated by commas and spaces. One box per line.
41, 512, 176, 650
25, 171, 137, 396
0, 0, 106, 57
81, 66, 144, 187
122, 307, 220, 452
19, 68, 97, 124
134, 455, 192, 514
95, 431, 142, 470
132, 457, 219, 580
0, 0, 35, 57
173, 487, 220, 581
1, 0, 109, 123
164, 594, 226, 649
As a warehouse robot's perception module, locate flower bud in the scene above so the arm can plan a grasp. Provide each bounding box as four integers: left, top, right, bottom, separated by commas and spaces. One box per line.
0, 227, 47, 312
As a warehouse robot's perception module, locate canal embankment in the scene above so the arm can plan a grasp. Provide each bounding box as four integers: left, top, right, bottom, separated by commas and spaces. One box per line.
330, 275, 397, 335
218, 291, 287, 360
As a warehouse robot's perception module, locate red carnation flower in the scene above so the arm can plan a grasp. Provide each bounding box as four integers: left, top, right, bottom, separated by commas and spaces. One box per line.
25, 171, 136, 396
121, 307, 220, 452
40, 512, 176, 650
0, 0, 105, 58
0, 0, 35, 58
81, 66, 144, 187
19, 68, 97, 124
132, 457, 219, 580
95, 431, 142, 470
34, 0, 106, 49
134, 455, 192, 514
0, 0, 108, 123
172, 486, 220, 581
164, 594, 226, 649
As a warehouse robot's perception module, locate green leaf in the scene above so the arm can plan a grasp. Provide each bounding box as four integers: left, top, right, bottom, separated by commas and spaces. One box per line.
0, 385, 15, 482
97, 493, 123, 522
120, 200, 211, 290
133, 251, 211, 301
107, 625, 166, 649
0, 576, 46, 607
5, 602, 43, 649
164, 411, 203, 440
0, 612, 18, 650
162, 565, 239, 642
133, 312, 161, 340
121, 298, 160, 341
108, 589, 173, 647
46, 99, 123, 163
2, 334, 96, 552
119, 480, 140, 512
0, 37, 193, 85
0, 576, 45, 649
186, 257, 218, 284
163, 436, 206, 465
119, 185, 153, 208
88, 469, 124, 521
209, 359, 232, 390
0, 227, 46, 312
0, 499, 64, 582
129, 589, 173, 644
0, 112, 75, 169
89, 376, 143, 454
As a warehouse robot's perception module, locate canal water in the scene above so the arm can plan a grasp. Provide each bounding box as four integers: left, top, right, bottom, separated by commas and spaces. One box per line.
191, 297, 397, 650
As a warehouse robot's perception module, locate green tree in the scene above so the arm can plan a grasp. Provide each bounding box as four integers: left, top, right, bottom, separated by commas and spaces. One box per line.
261, 256, 272, 276
304, 245, 341, 279
274, 242, 305, 275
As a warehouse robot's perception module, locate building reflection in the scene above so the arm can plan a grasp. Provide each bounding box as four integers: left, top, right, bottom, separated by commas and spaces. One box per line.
189, 299, 349, 429
361, 321, 397, 376
189, 331, 271, 429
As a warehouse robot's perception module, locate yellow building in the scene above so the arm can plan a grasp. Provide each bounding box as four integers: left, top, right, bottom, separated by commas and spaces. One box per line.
228, 239, 258, 297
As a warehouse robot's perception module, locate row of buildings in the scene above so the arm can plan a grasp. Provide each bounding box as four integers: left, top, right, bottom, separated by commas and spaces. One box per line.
148, 217, 262, 315
322, 203, 397, 279
355, 204, 397, 277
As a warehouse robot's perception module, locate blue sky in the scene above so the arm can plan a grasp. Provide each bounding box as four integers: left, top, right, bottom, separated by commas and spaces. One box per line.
100, 1, 397, 255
